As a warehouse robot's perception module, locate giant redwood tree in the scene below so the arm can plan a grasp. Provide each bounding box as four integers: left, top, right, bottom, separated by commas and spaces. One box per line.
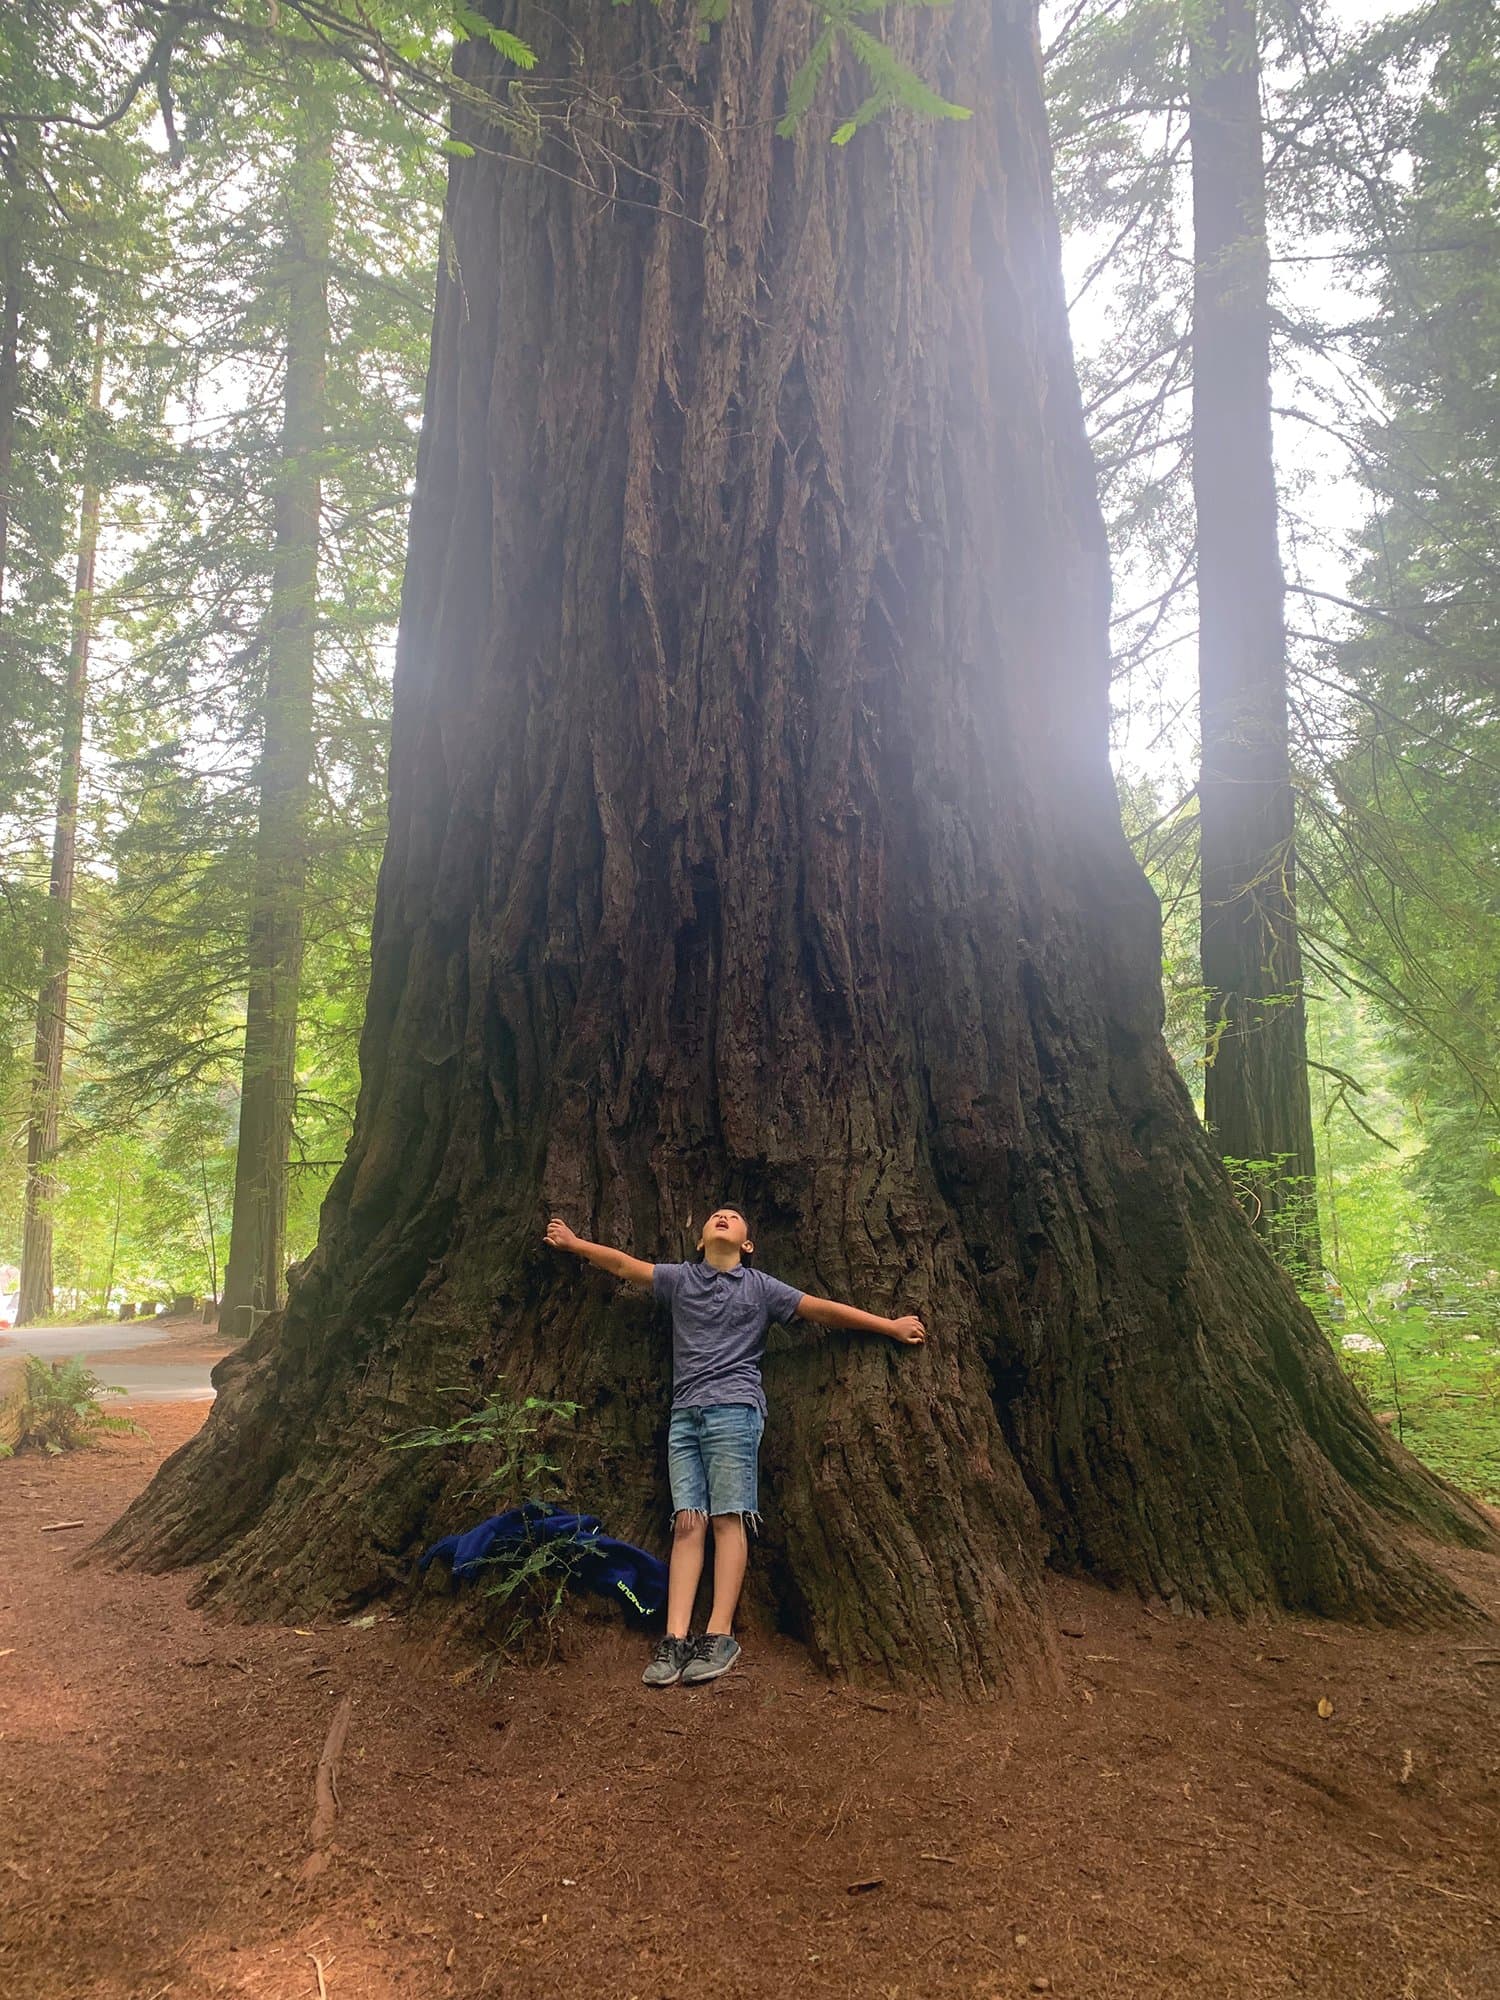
101, 0, 1494, 1692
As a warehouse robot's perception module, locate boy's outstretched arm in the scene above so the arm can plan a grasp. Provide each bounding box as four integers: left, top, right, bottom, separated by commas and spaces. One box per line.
544, 1217, 656, 1289
795, 1294, 926, 1344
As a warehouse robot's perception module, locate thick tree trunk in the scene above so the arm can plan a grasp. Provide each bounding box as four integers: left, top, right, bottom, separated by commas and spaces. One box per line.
219, 119, 332, 1341
1189, 0, 1321, 1275
101, 0, 1493, 1688
17, 322, 105, 1325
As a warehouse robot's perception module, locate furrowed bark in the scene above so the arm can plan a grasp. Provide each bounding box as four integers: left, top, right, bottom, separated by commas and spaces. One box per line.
220, 114, 332, 1340
100, 0, 1493, 1689
1190, 0, 1321, 1274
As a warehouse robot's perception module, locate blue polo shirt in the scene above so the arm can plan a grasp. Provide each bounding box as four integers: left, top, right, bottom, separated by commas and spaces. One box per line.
652, 1260, 805, 1415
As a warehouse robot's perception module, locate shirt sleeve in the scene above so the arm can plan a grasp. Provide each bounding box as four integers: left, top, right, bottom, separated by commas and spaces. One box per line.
652, 1262, 683, 1305
757, 1268, 804, 1326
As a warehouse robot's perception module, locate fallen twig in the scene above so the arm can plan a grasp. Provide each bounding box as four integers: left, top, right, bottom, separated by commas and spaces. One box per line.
40, 1520, 87, 1532
964, 1935, 1009, 1963
308, 1951, 328, 1998
299, 1696, 353, 1884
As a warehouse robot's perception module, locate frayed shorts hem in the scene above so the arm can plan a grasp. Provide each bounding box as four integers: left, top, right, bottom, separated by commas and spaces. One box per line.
669, 1507, 764, 1537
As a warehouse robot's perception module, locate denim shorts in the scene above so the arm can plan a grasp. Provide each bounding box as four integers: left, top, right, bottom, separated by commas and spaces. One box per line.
667, 1403, 765, 1521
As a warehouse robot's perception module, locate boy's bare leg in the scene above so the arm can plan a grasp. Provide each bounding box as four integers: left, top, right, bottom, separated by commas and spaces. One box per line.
665, 1512, 708, 1639
707, 1513, 748, 1635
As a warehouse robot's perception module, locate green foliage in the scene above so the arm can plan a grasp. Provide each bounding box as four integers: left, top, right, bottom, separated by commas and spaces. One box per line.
468, 1536, 590, 1660
1129, 783, 1500, 1503
776, 0, 971, 142
388, 1384, 586, 1656
1335, 1302, 1500, 1506
47, 1096, 234, 1307
780, 24, 837, 133
387, 1385, 583, 1505
0, 4, 442, 1300
448, 2, 537, 71
1219, 1153, 1322, 1302
1070, 0, 1500, 1517
0, 3, 169, 1086
1, 1354, 135, 1457
1306, 0, 1500, 1269
1309, 983, 1500, 1501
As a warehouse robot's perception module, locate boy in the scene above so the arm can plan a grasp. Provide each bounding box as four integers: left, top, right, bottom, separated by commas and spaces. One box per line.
543, 1207, 926, 1686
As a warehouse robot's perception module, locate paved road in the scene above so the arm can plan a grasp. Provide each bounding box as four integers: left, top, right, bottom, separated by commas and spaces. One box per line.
2, 1319, 219, 1404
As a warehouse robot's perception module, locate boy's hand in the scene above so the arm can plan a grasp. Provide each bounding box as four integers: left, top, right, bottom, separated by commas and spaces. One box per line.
545, 1217, 579, 1253
889, 1314, 926, 1345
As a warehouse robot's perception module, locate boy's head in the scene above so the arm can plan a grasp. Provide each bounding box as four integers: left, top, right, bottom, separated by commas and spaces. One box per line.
696, 1206, 753, 1263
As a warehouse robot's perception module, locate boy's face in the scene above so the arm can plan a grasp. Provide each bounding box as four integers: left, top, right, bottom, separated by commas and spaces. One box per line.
698, 1207, 753, 1257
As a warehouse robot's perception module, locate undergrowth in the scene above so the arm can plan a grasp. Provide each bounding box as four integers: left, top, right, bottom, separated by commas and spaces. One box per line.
1, 1355, 137, 1458
1333, 1294, 1500, 1504
388, 1384, 585, 1661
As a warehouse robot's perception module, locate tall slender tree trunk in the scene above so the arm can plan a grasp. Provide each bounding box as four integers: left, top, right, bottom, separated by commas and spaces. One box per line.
17, 321, 105, 1325
200, 1148, 220, 1307
0, 141, 24, 615
1189, 0, 1321, 1276
102, 0, 1490, 1685
219, 118, 332, 1341
98, 1163, 124, 1318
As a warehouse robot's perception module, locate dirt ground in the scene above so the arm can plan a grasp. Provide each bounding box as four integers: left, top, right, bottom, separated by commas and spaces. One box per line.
2, 1406, 1498, 2000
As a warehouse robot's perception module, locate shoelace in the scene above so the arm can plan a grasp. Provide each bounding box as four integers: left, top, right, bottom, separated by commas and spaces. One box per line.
688, 1634, 723, 1659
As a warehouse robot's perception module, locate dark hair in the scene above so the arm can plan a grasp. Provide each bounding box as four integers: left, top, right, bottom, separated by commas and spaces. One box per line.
693, 1207, 753, 1262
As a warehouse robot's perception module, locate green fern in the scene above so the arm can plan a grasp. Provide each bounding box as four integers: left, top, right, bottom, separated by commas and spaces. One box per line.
448, 2, 538, 71
779, 23, 837, 134
776, 0, 971, 142
1, 1355, 136, 1458
386, 1383, 581, 1504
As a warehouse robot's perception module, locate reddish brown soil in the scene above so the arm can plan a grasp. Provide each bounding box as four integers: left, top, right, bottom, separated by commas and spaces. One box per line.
2, 1407, 1497, 2000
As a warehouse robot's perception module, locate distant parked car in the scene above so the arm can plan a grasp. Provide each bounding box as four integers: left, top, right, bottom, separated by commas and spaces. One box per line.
0, 1290, 17, 1330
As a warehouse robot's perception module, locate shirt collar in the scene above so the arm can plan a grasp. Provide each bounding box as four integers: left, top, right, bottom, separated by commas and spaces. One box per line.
701, 1260, 747, 1280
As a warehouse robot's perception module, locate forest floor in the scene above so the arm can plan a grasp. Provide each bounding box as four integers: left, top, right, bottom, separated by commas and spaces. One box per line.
2, 1406, 1498, 2000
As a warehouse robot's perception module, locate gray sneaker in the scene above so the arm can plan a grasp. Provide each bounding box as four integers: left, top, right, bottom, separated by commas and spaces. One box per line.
642, 1636, 693, 1687
679, 1633, 741, 1684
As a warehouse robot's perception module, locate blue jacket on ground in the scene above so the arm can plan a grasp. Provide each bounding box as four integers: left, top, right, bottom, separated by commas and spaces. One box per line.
419, 1501, 668, 1619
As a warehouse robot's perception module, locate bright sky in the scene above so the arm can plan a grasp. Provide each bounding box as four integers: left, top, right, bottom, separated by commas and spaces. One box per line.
1050, 0, 1410, 798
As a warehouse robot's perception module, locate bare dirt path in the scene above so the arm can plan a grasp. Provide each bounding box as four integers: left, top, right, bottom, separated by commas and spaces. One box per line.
1, 1407, 1497, 1999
